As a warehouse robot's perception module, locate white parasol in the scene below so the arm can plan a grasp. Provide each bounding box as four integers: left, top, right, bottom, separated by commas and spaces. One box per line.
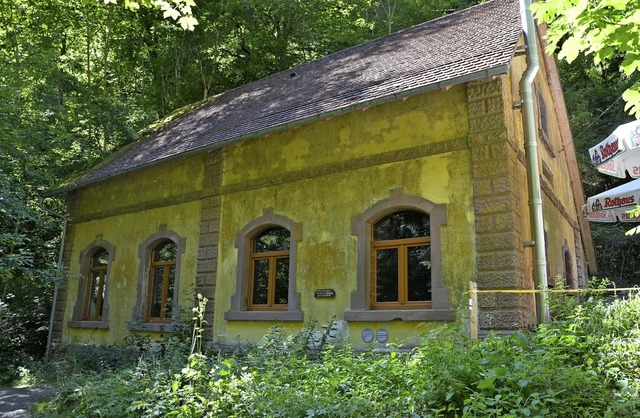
589, 120, 640, 178
585, 178, 640, 223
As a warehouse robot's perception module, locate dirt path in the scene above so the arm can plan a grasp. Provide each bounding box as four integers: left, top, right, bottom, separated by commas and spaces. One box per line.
0, 387, 55, 418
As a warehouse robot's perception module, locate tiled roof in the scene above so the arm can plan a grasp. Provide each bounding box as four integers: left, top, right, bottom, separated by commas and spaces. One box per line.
57, 0, 521, 192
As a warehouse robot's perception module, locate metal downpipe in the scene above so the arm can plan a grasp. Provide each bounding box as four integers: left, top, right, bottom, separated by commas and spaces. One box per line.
520, 0, 550, 323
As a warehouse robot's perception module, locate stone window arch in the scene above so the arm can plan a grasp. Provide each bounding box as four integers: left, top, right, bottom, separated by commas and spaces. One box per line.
345, 189, 454, 322
69, 236, 115, 329
129, 225, 186, 332
225, 208, 303, 321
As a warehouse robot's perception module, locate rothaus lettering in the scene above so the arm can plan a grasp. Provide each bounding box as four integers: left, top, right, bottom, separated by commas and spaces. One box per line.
600, 140, 619, 160
604, 195, 635, 208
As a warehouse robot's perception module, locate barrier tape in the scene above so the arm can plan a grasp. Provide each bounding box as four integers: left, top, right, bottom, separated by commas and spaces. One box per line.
469, 287, 640, 294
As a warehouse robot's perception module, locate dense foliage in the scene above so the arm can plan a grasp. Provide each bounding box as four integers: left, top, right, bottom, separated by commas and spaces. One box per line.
33, 289, 640, 417
532, 0, 640, 117
542, 0, 640, 280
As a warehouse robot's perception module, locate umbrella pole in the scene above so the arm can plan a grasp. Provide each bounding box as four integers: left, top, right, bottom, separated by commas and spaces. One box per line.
520, 0, 550, 324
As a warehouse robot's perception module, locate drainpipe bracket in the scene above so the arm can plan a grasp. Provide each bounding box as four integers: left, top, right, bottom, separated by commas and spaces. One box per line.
514, 45, 528, 57
512, 100, 524, 110
523, 241, 535, 248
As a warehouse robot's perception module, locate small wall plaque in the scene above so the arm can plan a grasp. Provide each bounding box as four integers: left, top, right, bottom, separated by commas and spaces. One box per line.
314, 288, 336, 298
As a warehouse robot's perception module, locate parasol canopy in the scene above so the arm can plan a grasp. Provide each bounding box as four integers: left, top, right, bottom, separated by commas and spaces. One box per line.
585, 178, 640, 223
589, 120, 640, 178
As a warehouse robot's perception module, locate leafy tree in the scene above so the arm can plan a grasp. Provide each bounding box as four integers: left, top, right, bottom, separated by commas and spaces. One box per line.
532, 0, 640, 117
0, 0, 149, 367
532, 1, 640, 266
368, 0, 481, 35
105, 0, 198, 30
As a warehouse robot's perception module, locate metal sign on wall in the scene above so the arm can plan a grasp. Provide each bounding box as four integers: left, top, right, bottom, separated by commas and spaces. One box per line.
314, 289, 336, 298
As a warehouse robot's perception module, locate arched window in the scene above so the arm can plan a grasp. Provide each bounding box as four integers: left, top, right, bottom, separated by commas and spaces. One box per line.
225, 209, 303, 321
129, 226, 186, 332
70, 238, 115, 329
248, 227, 290, 310
345, 190, 454, 322
84, 248, 109, 320
372, 211, 431, 309
147, 240, 177, 322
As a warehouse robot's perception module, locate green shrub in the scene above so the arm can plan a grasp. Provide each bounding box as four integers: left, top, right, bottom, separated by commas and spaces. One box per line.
36, 289, 640, 417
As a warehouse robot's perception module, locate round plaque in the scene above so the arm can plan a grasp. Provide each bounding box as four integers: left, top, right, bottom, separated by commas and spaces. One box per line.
361, 328, 374, 343
376, 329, 389, 343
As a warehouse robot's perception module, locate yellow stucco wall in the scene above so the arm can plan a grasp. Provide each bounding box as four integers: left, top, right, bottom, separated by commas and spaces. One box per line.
214, 86, 476, 347
535, 53, 583, 285
506, 36, 583, 288
61, 155, 204, 345
74, 154, 205, 218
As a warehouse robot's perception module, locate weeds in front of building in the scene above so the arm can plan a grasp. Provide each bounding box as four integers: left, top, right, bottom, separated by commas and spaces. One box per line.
30, 284, 640, 417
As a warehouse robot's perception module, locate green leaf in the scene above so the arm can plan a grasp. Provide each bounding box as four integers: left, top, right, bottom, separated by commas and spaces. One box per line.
625, 225, 640, 236
477, 376, 496, 390
623, 88, 640, 118
124, 1, 141, 11
163, 8, 181, 20
621, 53, 640, 76
558, 36, 584, 63
178, 15, 198, 31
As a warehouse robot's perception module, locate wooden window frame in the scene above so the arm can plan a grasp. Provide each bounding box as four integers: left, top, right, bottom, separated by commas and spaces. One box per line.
248, 244, 290, 311
146, 241, 176, 323
371, 236, 432, 310
83, 249, 108, 321
129, 225, 186, 333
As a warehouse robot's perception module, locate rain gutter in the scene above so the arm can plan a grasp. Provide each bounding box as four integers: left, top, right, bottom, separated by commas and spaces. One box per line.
520, 0, 549, 323
46, 65, 510, 196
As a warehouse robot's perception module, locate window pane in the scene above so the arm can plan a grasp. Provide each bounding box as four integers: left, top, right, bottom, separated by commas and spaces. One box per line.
253, 227, 290, 253
374, 211, 430, 241
375, 248, 398, 302
87, 271, 101, 317
165, 266, 176, 318
92, 249, 108, 267
274, 258, 289, 305
150, 267, 165, 318
252, 259, 269, 305
407, 245, 432, 301
154, 241, 176, 262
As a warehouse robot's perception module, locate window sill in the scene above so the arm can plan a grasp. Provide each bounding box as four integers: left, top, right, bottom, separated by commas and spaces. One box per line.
68, 320, 109, 330
127, 322, 176, 333
344, 309, 455, 322
224, 310, 304, 321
